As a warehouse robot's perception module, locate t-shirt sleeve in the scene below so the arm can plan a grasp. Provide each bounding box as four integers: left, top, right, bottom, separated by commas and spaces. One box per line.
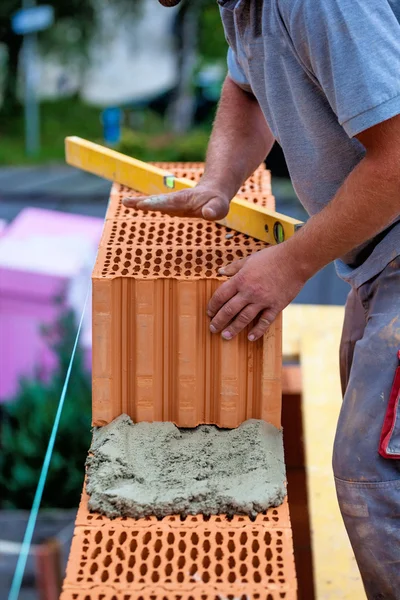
227, 47, 253, 93
289, 0, 400, 137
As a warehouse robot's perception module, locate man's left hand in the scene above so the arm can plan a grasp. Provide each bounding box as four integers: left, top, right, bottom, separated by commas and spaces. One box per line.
207, 245, 308, 341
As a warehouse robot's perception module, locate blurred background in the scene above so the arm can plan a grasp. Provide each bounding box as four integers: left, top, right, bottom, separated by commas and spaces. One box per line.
0, 1, 349, 598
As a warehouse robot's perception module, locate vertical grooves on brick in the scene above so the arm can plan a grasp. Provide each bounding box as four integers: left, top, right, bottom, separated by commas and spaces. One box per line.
113, 279, 122, 422
120, 278, 128, 416
92, 164, 281, 429
261, 314, 282, 428
163, 279, 174, 422
196, 281, 206, 424
176, 281, 196, 426
128, 280, 136, 422
203, 280, 212, 424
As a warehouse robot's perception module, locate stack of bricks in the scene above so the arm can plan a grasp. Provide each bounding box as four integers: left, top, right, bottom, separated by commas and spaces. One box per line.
92, 163, 282, 429
61, 163, 298, 598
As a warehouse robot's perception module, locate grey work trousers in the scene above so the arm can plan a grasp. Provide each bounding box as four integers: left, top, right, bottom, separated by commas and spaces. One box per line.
334, 256, 400, 600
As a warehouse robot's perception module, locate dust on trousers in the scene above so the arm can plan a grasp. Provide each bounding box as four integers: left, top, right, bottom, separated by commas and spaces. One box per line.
334, 255, 400, 600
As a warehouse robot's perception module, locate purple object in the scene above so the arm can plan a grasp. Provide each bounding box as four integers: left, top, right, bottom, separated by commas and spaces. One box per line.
0, 208, 103, 401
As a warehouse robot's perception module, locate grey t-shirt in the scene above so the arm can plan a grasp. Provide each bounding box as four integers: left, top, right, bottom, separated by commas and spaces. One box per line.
219, 0, 400, 286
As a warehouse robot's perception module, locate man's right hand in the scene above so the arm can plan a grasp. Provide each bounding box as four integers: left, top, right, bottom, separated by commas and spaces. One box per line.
123, 184, 230, 221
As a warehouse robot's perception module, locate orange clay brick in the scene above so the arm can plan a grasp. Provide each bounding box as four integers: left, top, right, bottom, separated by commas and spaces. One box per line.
61, 487, 297, 599
92, 165, 280, 428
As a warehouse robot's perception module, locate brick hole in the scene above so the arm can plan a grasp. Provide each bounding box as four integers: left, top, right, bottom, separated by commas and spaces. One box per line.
90, 562, 98, 575
189, 564, 198, 577
106, 539, 114, 552
154, 539, 162, 552
103, 555, 112, 567
153, 555, 161, 568
95, 531, 102, 543
116, 547, 125, 560
190, 533, 199, 546
100, 570, 109, 582
266, 548, 273, 561
121, 269, 128, 275
127, 570, 134, 582
115, 248, 122, 255
165, 564, 173, 576
252, 539, 260, 553
140, 563, 147, 576
191, 547, 198, 560
228, 571, 236, 583
177, 572, 184, 583
254, 571, 262, 583
215, 547, 223, 560
215, 532, 223, 545
115, 563, 123, 576
177, 556, 185, 569
264, 532, 272, 545
215, 564, 223, 577
203, 540, 210, 552
130, 539, 137, 552
203, 556, 211, 569
166, 548, 174, 561
128, 555, 135, 568
227, 540, 235, 553
203, 571, 210, 583
91, 547, 101, 559
152, 571, 160, 582
141, 547, 149, 560
240, 563, 247, 577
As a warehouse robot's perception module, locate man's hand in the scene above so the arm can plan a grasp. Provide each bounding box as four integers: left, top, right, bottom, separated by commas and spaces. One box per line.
208, 244, 307, 341
123, 184, 230, 221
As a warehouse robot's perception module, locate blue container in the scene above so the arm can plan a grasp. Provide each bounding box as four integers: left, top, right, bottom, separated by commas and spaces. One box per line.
101, 107, 122, 146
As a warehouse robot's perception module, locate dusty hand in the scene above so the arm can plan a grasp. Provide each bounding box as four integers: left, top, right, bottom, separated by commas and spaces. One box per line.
123, 184, 230, 220
208, 245, 308, 341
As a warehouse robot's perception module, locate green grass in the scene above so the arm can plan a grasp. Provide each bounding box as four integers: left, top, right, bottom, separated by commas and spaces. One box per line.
0, 97, 212, 165
0, 96, 103, 165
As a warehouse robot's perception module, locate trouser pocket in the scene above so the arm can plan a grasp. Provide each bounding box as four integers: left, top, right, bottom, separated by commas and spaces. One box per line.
379, 350, 400, 459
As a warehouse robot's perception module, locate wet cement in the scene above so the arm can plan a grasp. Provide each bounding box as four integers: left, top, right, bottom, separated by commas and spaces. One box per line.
86, 414, 286, 519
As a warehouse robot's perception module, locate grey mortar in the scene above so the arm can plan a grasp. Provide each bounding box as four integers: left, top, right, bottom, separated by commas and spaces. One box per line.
86, 414, 286, 519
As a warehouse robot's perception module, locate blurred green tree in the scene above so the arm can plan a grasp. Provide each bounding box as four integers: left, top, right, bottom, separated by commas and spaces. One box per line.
0, 0, 141, 115
0, 307, 92, 509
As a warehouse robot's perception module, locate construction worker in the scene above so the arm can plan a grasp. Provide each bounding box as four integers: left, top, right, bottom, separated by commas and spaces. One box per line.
124, 1, 400, 596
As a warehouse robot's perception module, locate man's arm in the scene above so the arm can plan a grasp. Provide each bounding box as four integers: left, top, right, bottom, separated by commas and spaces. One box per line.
123, 76, 274, 220
284, 116, 400, 277
207, 115, 400, 342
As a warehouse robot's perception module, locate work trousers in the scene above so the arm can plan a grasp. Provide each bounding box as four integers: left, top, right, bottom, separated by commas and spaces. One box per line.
334, 256, 400, 600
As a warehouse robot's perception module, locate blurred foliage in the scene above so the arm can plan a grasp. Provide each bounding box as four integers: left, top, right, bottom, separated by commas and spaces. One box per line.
118, 110, 210, 162
0, 96, 102, 164
0, 98, 213, 165
198, 2, 227, 64
0, 0, 142, 113
0, 308, 92, 509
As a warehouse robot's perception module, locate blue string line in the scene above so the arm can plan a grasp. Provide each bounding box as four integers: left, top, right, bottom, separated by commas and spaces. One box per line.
8, 287, 90, 600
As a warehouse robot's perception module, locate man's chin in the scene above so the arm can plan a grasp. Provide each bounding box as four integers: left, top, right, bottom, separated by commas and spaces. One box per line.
158, 0, 182, 6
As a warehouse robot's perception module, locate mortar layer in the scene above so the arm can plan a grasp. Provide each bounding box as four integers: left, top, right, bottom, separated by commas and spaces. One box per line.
86, 415, 286, 519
